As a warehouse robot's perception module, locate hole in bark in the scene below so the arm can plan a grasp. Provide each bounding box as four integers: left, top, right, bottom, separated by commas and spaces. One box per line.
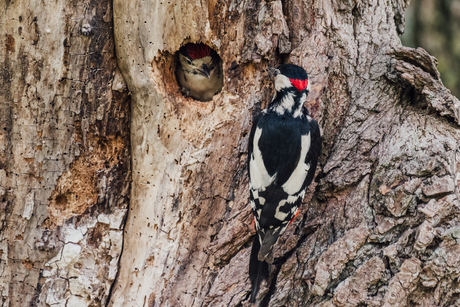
55, 193, 68, 208
174, 42, 223, 102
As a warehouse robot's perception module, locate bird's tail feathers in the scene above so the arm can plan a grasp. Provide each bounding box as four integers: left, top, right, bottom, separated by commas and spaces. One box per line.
249, 237, 269, 302
258, 229, 281, 264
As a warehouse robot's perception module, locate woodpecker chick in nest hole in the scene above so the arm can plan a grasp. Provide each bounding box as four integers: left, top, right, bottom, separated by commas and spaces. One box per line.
176, 43, 223, 102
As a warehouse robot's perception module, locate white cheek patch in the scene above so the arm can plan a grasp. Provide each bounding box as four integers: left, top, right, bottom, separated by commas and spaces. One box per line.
250, 127, 276, 191
274, 75, 292, 91
282, 132, 311, 195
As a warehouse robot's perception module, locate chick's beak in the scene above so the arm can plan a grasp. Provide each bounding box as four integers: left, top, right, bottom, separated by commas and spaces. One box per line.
267, 67, 278, 78
198, 64, 211, 78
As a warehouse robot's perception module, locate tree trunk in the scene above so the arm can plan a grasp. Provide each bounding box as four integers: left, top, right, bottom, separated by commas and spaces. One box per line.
2, 0, 460, 306
0, 1, 130, 306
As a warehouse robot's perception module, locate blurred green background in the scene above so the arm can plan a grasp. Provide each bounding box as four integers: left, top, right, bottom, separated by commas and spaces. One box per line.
401, 0, 460, 98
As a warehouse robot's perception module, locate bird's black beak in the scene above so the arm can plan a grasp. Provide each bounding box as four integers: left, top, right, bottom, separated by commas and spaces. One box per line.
267, 67, 278, 77
198, 64, 211, 78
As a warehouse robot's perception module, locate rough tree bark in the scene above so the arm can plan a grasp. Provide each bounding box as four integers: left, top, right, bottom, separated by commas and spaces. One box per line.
0, 1, 130, 306
1, 0, 460, 306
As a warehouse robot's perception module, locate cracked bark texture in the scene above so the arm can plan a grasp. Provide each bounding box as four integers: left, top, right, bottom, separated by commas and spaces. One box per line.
2, 0, 460, 307
0, 0, 130, 306
110, 0, 460, 306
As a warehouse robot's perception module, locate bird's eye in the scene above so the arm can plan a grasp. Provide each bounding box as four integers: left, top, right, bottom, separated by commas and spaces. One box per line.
186, 59, 192, 65
274, 70, 279, 76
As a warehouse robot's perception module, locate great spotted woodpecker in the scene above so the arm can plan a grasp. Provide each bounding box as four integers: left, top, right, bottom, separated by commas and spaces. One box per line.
248, 64, 322, 301
176, 43, 223, 102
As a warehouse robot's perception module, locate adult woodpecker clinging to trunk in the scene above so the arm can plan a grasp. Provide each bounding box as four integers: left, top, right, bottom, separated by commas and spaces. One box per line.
176, 43, 223, 102
247, 64, 322, 302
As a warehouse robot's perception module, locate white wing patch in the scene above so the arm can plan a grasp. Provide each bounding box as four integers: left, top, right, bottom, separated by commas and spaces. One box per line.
274, 200, 289, 221
258, 196, 266, 205
282, 132, 311, 195
286, 194, 299, 204
255, 219, 261, 232
250, 127, 276, 191
250, 200, 256, 210
289, 190, 306, 203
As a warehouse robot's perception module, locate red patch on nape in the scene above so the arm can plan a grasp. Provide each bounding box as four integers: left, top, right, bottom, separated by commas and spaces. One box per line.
186, 43, 212, 60
290, 78, 309, 91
